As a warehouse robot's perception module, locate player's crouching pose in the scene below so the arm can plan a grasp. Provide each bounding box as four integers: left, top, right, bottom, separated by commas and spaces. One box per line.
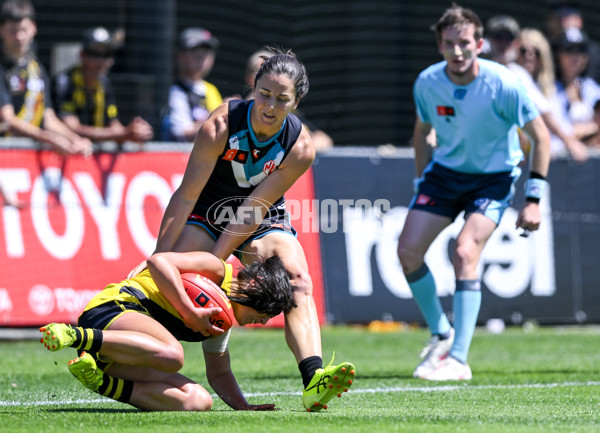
40, 251, 299, 411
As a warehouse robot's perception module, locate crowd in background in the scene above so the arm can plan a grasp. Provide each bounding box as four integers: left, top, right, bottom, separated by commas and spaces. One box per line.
0, 0, 599, 207
482, 1, 600, 163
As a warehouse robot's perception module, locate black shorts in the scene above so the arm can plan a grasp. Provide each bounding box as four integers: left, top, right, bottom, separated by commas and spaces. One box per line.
187, 209, 297, 257
410, 163, 520, 224
78, 300, 151, 372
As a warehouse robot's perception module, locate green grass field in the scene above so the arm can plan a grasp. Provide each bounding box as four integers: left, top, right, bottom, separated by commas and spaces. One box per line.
1, 325, 599, 433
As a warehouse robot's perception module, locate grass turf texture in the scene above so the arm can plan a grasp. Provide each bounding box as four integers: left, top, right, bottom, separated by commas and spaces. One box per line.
1, 325, 599, 433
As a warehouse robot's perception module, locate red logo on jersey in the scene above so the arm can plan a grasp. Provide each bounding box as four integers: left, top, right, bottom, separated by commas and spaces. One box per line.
436, 106, 455, 116
263, 160, 276, 175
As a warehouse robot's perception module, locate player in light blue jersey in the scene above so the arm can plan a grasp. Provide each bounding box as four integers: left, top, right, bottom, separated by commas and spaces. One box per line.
397, 4, 551, 381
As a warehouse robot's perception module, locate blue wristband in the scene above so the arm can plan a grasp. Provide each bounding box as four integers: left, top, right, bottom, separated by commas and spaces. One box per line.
525, 178, 546, 202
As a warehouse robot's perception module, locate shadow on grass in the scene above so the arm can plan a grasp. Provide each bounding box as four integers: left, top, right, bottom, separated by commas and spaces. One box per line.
44, 407, 137, 414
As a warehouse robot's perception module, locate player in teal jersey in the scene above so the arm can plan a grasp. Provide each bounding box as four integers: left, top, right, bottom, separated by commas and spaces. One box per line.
397, 4, 551, 381
129, 48, 355, 411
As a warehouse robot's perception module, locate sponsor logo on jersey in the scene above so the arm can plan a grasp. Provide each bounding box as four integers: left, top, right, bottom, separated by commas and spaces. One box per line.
454, 89, 467, 100
436, 105, 455, 116
222, 148, 249, 163
263, 160, 276, 175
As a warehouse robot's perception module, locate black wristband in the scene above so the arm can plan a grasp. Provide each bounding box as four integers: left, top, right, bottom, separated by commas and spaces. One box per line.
529, 171, 546, 180
525, 197, 540, 204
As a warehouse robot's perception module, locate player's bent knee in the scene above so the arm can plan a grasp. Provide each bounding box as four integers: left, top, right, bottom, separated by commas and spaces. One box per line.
183, 384, 213, 411
453, 243, 479, 270
397, 244, 422, 274
156, 344, 185, 373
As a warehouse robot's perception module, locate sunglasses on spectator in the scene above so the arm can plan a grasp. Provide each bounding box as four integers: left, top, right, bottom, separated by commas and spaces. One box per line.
561, 45, 587, 54
518, 46, 541, 58
492, 31, 515, 42
84, 49, 113, 59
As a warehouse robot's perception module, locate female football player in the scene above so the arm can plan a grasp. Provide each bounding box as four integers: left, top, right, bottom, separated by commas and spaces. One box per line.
40, 251, 295, 411
127, 47, 355, 411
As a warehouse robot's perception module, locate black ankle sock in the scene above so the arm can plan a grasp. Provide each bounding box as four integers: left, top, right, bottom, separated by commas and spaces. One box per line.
299, 356, 323, 388
97, 375, 134, 403
73, 327, 103, 353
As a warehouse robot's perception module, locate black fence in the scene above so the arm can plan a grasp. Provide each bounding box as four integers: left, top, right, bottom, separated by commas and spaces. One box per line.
30, 0, 600, 146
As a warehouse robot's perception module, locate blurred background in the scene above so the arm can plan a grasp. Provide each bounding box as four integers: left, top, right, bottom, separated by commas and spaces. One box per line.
34, 0, 600, 147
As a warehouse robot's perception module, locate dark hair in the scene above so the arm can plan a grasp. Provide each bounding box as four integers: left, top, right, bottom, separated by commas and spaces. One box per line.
0, 0, 35, 23
254, 47, 309, 101
432, 3, 483, 42
229, 256, 296, 317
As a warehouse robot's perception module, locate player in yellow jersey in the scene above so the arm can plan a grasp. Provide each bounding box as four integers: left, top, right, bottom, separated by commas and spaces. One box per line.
40, 251, 295, 411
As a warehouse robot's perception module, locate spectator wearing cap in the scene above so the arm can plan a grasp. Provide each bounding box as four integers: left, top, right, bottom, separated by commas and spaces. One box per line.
511, 27, 589, 162
0, 0, 92, 156
51, 27, 154, 144
162, 27, 225, 142
486, 14, 520, 65
548, 27, 600, 155
545, 0, 600, 83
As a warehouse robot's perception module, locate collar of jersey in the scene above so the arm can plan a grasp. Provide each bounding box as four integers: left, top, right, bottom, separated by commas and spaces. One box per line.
247, 100, 287, 147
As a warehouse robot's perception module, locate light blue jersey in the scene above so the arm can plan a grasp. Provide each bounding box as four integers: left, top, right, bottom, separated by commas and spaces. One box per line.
414, 58, 539, 174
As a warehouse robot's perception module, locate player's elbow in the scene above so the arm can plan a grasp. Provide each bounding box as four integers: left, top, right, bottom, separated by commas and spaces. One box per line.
290, 269, 313, 299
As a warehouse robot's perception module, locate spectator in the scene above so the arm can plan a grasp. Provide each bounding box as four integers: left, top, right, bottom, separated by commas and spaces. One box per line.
0, 0, 92, 156
514, 28, 588, 162
162, 27, 223, 142
549, 27, 600, 155
51, 27, 154, 144
582, 99, 600, 148
545, 0, 600, 83
486, 14, 520, 65
245, 48, 333, 152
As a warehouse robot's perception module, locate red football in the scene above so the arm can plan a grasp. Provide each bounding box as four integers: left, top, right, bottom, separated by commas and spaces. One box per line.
180, 273, 235, 334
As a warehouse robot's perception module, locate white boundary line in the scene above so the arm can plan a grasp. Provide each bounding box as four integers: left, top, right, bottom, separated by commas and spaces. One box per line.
2, 381, 599, 407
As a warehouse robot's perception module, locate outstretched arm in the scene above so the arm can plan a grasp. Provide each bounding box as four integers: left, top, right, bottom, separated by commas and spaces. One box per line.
204, 349, 276, 411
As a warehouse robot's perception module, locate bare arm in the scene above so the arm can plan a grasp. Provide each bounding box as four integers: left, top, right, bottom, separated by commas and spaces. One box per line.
154, 103, 229, 254
204, 350, 276, 411
146, 251, 226, 335
522, 116, 551, 178
62, 116, 153, 143
412, 117, 434, 177
540, 112, 588, 163
43, 109, 93, 156
516, 116, 551, 232
211, 126, 315, 260
0, 104, 76, 155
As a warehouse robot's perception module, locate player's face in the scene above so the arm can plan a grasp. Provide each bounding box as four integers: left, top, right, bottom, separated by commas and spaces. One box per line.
438, 24, 482, 83
233, 304, 270, 326
0, 18, 36, 58
251, 72, 298, 131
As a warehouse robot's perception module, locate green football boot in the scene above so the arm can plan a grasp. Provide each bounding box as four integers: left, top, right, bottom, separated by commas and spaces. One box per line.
68, 352, 104, 392
302, 357, 355, 412
39, 323, 76, 351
